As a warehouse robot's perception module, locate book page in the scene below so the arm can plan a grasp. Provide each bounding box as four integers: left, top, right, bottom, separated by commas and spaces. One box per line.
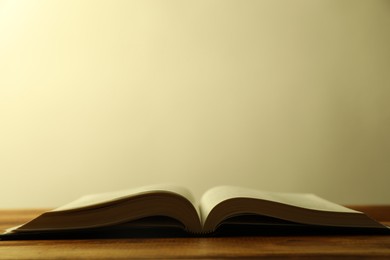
199, 186, 357, 225
53, 184, 197, 212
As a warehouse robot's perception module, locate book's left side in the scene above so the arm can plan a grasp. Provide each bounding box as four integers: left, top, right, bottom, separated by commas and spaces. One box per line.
3, 184, 203, 236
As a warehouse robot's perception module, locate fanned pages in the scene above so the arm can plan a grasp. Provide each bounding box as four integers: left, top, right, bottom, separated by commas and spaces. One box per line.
2, 185, 388, 238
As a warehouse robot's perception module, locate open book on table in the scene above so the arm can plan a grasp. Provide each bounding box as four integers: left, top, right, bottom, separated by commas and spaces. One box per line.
2, 184, 388, 238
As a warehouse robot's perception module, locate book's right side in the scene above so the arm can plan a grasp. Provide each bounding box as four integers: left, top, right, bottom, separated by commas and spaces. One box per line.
199, 186, 388, 234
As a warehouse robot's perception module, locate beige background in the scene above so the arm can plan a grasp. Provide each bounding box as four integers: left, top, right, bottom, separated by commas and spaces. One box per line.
1, 0, 389, 208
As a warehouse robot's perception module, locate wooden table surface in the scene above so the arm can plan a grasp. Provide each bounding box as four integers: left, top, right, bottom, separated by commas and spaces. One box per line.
1, 206, 390, 259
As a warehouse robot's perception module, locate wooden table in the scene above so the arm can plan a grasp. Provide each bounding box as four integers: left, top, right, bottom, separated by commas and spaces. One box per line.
1, 206, 390, 259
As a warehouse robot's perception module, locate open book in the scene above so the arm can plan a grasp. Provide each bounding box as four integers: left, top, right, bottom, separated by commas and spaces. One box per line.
3, 184, 388, 237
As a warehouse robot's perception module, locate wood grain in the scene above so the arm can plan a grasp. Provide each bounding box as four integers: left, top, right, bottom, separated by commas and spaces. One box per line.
1, 207, 390, 259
